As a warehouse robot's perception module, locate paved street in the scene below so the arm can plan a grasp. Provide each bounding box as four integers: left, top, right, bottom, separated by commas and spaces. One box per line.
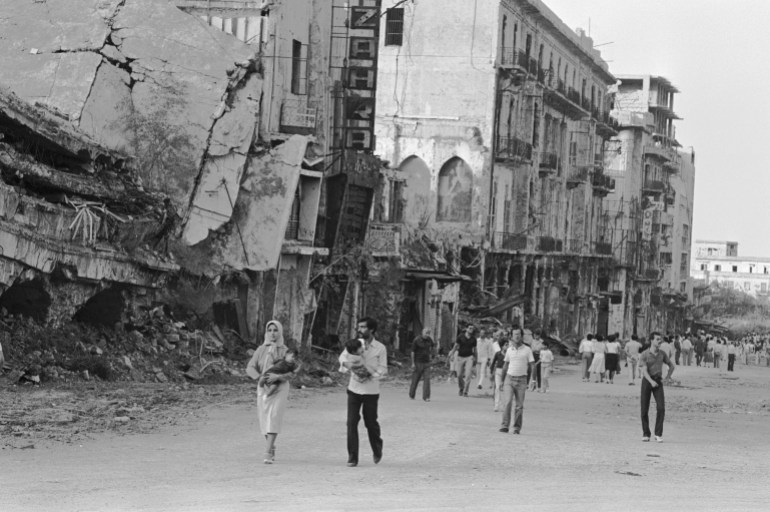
4, 362, 769, 511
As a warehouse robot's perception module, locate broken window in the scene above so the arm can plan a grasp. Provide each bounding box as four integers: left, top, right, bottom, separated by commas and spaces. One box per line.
436, 157, 472, 222
385, 8, 404, 46
387, 179, 404, 223
715, 264, 721, 272
732, 265, 738, 273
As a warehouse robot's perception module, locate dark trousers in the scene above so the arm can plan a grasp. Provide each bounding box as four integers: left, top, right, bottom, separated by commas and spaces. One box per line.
641, 377, 665, 437
346, 390, 382, 463
727, 354, 736, 371
695, 353, 703, 366
675, 351, 681, 365
530, 352, 541, 388
409, 362, 431, 400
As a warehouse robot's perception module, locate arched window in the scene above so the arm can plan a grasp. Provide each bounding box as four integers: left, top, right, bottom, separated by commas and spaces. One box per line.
398, 156, 431, 222
437, 157, 473, 222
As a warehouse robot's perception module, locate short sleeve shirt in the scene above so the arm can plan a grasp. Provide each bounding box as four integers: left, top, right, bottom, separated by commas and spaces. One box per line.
639, 349, 672, 378
455, 333, 477, 357
504, 345, 534, 377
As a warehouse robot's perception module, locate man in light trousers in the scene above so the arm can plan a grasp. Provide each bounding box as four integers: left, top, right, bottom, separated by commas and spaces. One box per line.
499, 327, 535, 435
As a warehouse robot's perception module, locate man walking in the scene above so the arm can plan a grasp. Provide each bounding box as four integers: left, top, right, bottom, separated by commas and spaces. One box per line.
409, 327, 435, 401
339, 317, 387, 467
476, 328, 495, 390
624, 335, 642, 385
681, 335, 693, 366
450, 325, 477, 397
578, 334, 595, 382
499, 327, 535, 435
639, 332, 675, 443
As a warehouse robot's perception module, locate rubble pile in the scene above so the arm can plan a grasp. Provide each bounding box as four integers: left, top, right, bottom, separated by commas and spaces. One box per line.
0, 306, 345, 390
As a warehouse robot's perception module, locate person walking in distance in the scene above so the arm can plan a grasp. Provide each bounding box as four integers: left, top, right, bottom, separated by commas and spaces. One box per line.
476, 328, 495, 390
539, 343, 554, 393
499, 327, 535, 434
491, 337, 509, 411
624, 335, 642, 385
726, 341, 737, 372
639, 332, 675, 443
681, 334, 693, 366
409, 327, 435, 401
339, 317, 387, 467
450, 325, 477, 397
578, 334, 595, 382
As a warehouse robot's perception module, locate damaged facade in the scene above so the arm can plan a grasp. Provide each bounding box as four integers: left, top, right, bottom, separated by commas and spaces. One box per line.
0, 0, 326, 344
603, 75, 695, 337
374, 0, 696, 345
375, 0, 620, 347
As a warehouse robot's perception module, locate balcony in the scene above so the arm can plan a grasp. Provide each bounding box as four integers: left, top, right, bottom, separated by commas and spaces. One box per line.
566, 166, 591, 189
614, 111, 653, 129
592, 172, 615, 197
499, 47, 528, 72
565, 238, 588, 255
596, 110, 619, 137
537, 236, 563, 253
642, 179, 666, 194
665, 189, 676, 205
536, 67, 546, 84
496, 135, 533, 161
643, 144, 678, 163
581, 97, 592, 111
594, 241, 613, 256
492, 232, 532, 252
556, 79, 566, 96
280, 98, 317, 135
538, 151, 559, 174
567, 87, 581, 106
367, 222, 401, 257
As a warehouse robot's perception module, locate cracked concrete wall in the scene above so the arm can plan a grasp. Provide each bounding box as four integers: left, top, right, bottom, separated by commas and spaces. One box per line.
0, 0, 262, 247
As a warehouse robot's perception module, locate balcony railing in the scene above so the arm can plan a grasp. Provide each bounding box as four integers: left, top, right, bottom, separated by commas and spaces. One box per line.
594, 241, 613, 255
592, 172, 616, 196
566, 166, 591, 188
642, 179, 666, 193
537, 236, 563, 252
492, 232, 531, 251
539, 151, 559, 170
564, 238, 587, 254
528, 58, 539, 75
499, 47, 528, 70
496, 135, 533, 161
567, 87, 581, 105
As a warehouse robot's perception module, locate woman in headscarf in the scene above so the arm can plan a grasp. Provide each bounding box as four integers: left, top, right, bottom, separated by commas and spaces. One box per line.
246, 320, 297, 464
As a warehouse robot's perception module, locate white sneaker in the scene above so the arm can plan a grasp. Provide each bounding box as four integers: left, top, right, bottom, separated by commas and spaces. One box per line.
655, 436, 663, 443
642, 436, 650, 442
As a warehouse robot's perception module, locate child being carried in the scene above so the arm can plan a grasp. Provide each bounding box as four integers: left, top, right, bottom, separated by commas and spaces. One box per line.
259, 348, 299, 396
339, 338, 373, 382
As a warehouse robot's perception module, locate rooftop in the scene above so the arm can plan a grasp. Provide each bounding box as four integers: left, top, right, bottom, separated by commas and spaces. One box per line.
616, 74, 680, 93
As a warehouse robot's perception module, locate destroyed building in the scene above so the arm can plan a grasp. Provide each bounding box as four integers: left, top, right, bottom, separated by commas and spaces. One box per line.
0, 0, 327, 344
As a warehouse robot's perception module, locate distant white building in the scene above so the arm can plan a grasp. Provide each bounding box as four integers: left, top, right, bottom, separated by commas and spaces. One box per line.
691, 240, 770, 296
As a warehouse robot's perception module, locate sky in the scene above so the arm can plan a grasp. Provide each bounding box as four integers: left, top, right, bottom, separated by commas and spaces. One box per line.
545, 0, 770, 257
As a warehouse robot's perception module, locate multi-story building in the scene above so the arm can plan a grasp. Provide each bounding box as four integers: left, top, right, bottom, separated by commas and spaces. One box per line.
374, 0, 620, 345
603, 75, 695, 337
691, 241, 770, 296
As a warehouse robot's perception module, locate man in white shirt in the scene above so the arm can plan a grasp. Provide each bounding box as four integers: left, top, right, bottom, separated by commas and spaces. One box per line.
339, 317, 388, 467
624, 335, 642, 385
578, 334, 594, 382
476, 328, 495, 390
498, 327, 535, 435
681, 335, 693, 366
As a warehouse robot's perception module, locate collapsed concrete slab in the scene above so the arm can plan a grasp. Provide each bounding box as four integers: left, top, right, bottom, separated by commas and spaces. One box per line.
0, 0, 261, 239
0, 0, 301, 329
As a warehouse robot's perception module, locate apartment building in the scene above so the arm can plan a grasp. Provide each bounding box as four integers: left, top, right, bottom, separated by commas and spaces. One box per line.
374, 0, 619, 343
603, 75, 695, 337
691, 241, 770, 296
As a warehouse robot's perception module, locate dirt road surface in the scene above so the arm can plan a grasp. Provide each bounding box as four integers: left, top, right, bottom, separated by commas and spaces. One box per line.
3, 361, 769, 511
